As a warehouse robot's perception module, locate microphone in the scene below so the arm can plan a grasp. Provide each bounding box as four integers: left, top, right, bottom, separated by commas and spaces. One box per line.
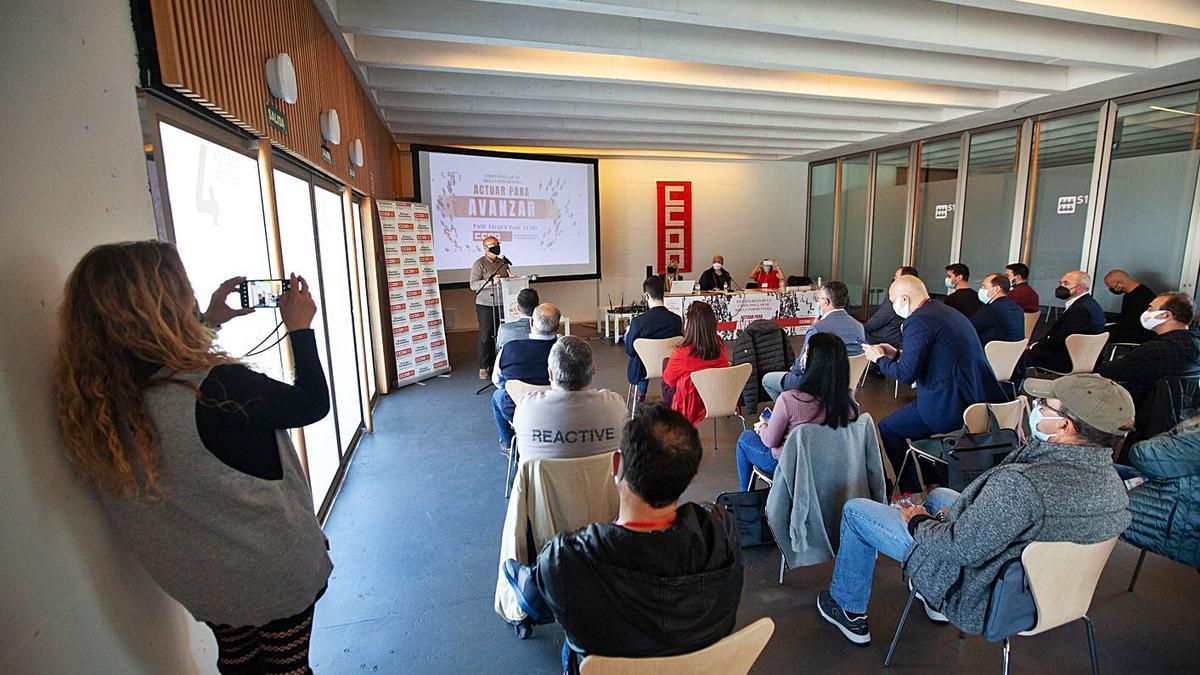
500, 255, 513, 266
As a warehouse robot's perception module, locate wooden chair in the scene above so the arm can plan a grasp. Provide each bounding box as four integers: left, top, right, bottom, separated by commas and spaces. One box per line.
691, 363, 753, 451
848, 352, 869, 392
1023, 311, 1040, 342
886, 538, 1118, 675
503, 379, 551, 498
628, 336, 685, 414
579, 617, 775, 675
1062, 333, 1110, 375
985, 339, 1029, 398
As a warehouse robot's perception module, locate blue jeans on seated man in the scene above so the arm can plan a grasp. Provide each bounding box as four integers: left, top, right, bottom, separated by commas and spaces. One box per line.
491, 388, 517, 447
736, 429, 778, 490
761, 371, 787, 401
830, 488, 960, 614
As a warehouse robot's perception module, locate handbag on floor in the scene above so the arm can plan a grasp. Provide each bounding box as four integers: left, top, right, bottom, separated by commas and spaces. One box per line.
716, 488, 774, 548
945, 407, 1020, 491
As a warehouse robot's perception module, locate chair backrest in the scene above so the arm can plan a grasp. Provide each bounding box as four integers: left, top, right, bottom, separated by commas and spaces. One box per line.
579, 617, 775, 675
1023, 311, 1039, 341
847, 353, 869, 391
691, 363, 753, 420
506, 379, 550, 404
962, 399, 1027, 438
984, 339, 1029, 382
1064, 333, 1109, 374
634, 336, 685, 380
1019, 538, 1118, 636
1135, 375, 1200, 439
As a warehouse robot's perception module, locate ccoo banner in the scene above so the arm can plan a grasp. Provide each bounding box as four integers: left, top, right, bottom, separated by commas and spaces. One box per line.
376, 200, 451, 387
656, 181, 692, 274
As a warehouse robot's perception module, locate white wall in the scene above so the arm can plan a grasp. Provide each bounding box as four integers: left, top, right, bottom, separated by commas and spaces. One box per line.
442, 158, 808, 330
1, 1, 213, 672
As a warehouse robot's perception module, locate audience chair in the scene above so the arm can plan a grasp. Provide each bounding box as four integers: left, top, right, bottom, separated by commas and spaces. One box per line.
628, 336, 685, 414
1023, 312, 1040, 342
579, 617, 775, 675
985, 339, 1029, 399
1104, 342, 1139, 363
503, 379, 551, 498
886, 538, 1117, 675
691, 363, 753, 451
1059, 333, 1109, 375
848, 353, 869, 392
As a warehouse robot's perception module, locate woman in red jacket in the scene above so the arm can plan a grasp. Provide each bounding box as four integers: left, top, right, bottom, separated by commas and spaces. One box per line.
663, 302, 729, 424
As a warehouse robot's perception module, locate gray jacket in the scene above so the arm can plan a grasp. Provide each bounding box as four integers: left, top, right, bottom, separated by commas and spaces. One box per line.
497, 317, 531, 350
905, 439, 1130, 634
766, 414, 886, 568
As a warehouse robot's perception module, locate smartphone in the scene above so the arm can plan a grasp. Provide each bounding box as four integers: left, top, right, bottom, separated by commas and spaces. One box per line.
762, 408, 773, 421
238, 279, 291, 309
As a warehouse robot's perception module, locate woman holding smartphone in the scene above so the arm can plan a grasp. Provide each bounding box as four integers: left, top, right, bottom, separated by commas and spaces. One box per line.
734, 332, 859, 490
55, 241, 332, 675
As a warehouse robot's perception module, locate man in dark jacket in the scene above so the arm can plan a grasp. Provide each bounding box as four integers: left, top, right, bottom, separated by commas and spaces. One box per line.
971, 273, 1025, 345
506, 403, 743, 672
1103, 269, 1157, 344
863, 266, 917, 349
698, 255, 735, 291
625, 276, 684, 401
817, 374, 1131, 644
943, 263, 982, 319
1098, 293, 1200, 407
1023, 270, 1106, 374
1120, 415, 1200, 571
865, 275, 1006, 492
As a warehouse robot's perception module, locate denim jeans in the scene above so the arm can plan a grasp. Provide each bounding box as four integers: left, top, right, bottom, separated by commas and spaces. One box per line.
736, 429, 778, 490
491, 388, 516, 447
761, 371, 787, 401
829, 488, 960, 614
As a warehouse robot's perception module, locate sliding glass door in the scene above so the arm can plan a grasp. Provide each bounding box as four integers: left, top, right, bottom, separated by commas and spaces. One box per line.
960, 127, 1022, 285
912, 137, 961, 287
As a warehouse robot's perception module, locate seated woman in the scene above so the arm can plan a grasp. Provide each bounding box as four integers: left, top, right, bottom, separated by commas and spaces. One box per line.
663, 302, 729, 424
735, 332, 860, 489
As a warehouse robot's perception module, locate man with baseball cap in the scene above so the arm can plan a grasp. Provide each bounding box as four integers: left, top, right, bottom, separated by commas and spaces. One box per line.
817, 373, 1132, 645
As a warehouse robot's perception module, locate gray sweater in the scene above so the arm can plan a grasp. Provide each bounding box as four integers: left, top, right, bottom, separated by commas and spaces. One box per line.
470, 255, 511, 306
904, 439, 1129, 634
512, 388, 629, 460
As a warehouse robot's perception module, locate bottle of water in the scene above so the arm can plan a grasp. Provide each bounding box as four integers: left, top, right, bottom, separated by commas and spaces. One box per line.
816, 276, 823, 288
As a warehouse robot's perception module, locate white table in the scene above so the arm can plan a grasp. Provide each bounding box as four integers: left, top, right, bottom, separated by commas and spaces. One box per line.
604, 310, 633, 344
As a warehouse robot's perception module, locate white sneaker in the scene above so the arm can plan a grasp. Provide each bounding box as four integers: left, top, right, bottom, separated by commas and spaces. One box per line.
909, 580, 949, 623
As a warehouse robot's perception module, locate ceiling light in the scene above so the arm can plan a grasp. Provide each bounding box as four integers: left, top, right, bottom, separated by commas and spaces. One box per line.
264, 53, 298, 104
1149, 105, 1199, 117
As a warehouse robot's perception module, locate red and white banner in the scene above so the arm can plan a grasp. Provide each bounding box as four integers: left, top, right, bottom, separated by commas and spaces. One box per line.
656, 181, 692, 274
377, 200, 451, 387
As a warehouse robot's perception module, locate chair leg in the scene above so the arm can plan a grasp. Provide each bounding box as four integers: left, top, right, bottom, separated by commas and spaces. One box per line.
884, 588, 917, 667
891, 451, 913, 502
1083, 615, 1099, 675
1001, 638, 1010, 675
778, 554, 786, 585
893, 379, 899, 399
504, 440, 517, 499
1128, 549, 1147, 592
712, 418, 718, 452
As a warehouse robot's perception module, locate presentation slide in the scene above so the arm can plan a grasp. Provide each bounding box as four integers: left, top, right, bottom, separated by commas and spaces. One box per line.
414, 146, 599, 284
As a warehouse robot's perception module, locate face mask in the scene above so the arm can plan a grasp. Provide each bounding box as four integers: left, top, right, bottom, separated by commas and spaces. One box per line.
893, 299, 911, 319
1140, 309, 1170, 330
712, 263, 722, 271
488, 245, 501, 256
1028, 404, 1063, 442
977, 287, 991, 304
1054, 285, 1072, 301
944, 277, 956, 290
1108, 286, 1124, 295
763, 265, 773, 272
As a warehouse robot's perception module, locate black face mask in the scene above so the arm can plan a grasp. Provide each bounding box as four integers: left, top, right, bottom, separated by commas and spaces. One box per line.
488, 245, 501, 256
1054, 286, 1072, 300
1108, 286, 1124, 295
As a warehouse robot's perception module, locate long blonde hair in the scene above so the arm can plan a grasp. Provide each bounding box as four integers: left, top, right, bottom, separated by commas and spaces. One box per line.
54, 241, 234, 499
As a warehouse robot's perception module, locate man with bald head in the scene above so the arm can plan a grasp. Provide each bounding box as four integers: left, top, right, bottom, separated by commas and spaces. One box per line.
492, 303, 561, 452
1104, 269, 1157, 344
471, 235, 513, 379
1023, 270, 1105, 374
698, 255, 735, 291
864, 275, 1005, 492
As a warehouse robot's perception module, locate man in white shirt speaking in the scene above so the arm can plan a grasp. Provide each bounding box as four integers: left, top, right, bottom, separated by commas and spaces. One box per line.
513, 335, 629, 461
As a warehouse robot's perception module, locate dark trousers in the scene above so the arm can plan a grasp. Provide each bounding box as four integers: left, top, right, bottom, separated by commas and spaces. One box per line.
206, 602, 316, 675
477, 303, 499, 371
878, 402, 940, 493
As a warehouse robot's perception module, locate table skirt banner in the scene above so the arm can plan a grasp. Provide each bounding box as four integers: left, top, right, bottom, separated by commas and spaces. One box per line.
664, 289, 821, 339
377, 200, 451, 387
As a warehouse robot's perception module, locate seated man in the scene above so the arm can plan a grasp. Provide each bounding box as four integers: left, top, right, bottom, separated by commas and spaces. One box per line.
864, 275, 1005, 492
506, 403, 743, 672
1103, 269, 1157, 344
817, 374, 1132, 644
863, 266, 918, 350
1120, 415, 1200, 573
1023, 270, 1105, 374
1004, 262, 1040, 314
496, 288, 539, 351
971, 273, 1025, 345
492, 303, 560, 453
514, 336, 628, 461
943, 263, 982, 319
698, 255, 735, 291
624, 276, 683, 401
763, 280, 864, 400
1098, 293, 1200, 408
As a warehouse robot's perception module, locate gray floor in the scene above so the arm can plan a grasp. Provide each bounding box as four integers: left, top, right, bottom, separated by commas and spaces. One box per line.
311, 326, 1200, 674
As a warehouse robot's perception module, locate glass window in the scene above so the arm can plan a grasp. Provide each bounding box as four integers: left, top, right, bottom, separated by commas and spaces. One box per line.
1094, 91, 1200, 312
351, 201, 378, 399
807, 162, 836, 282
158, 123, 283, 380
912, 137, 961, 289
274, 169, 340, 507
314, 185, 364, 459
960, 127, 1022, 286
868, 148, 911, 310
838, 155, 870, 311
1022, 110, 1102, 305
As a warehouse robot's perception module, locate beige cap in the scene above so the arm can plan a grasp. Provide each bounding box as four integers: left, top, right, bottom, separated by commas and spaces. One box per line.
1022, 374, 1134, 435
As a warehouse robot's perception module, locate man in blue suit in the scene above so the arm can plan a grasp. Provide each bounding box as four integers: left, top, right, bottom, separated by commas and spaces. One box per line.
865, 275, 1005, 492
1023, 270, 1106, 374
625, 276, 683, 402
763, 280, 864, 400
971, 273, 1025, 345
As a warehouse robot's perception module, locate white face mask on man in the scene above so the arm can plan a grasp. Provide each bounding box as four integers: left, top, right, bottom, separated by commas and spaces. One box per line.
712, 263, 722, 271
977, 287, 991, 304
1140, 309, 1170, 331
893, 297, 912, 319
1028, 404, 1064, 442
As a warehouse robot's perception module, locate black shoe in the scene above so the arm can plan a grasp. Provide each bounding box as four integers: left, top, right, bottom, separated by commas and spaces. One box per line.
817, 590, 871, 645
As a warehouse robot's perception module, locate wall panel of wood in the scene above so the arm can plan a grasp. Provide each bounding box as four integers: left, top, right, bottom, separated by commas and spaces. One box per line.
150, 0, 399, 196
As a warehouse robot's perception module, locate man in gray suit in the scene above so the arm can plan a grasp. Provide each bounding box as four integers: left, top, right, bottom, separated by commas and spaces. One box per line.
763, 280, 864, 400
